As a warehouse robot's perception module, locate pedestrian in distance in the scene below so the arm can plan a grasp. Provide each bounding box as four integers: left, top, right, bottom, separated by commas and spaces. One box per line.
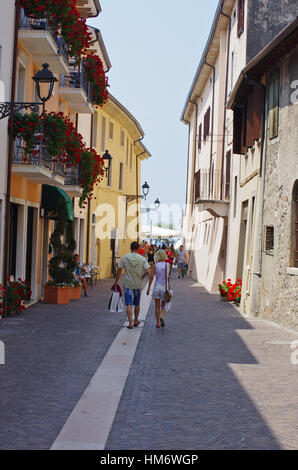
176, 245, 187, 278
114, 241, 151, 329
165, 245, 174, 276
147, 246, 155, 267
147, 249, 169, 328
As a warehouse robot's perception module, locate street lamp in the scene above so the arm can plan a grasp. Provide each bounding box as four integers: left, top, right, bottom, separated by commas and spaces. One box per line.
33, 63, 58, 115
125, 181, 150, 203
102, 150, 112, 178
142, 181, 150, 200
154, 198, 160, 210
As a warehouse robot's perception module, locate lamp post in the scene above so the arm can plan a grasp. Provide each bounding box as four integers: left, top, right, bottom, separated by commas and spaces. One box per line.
32, 63, 58, 116
102, 150, 112, 178
1, 60, 56, 316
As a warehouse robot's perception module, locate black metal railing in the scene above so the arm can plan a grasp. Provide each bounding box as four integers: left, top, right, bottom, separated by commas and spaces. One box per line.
65, 165, 81, 187
59, 67, 92, 102
19, 11, 69, 65
13, 137, 52, 170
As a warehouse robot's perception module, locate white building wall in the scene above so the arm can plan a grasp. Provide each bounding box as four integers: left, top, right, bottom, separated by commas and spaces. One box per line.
0, 0, 16, 283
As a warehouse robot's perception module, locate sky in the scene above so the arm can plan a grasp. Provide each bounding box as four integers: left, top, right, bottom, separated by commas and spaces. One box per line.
89, 0, 219, 228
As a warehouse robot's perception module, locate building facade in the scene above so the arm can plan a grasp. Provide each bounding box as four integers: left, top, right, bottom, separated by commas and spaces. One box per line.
181, 0, 298, 326
91, 94, 151, 279
228, 20, 298, 328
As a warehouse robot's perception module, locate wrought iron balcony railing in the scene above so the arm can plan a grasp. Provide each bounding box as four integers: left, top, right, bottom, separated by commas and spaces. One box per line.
65, 165, 81, 187
19, 12, 69, 65
59, 70, 92, 102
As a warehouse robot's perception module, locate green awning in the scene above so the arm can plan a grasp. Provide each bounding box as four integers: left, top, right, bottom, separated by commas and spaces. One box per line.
42, 185, 74, 222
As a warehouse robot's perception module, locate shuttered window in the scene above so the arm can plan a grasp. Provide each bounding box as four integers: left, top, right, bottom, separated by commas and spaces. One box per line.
237, 0, 245, 37
203, 107, 210, 142
225, 151, 231, 199
194, 170, 201, 201
101, 116, 106, 152
198, 123, 202, 151
268, 69, 279, 139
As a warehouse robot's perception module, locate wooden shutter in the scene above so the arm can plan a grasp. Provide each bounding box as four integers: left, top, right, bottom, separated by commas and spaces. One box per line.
269, 70, 279, 139
246, 92, 255, 147
233, 107, 245, 155
237, 0, 245, 37
295, 193, 298, 267
198, 123, 202, 151
203, 107, 210, 142
225, 151, 231, 199
194, 170, 201, 201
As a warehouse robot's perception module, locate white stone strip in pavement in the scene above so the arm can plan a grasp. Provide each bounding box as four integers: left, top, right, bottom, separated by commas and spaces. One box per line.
50, 282, 153, 450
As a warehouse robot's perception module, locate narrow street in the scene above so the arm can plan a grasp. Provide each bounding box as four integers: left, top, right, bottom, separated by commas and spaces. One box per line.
0, 271, 297, 450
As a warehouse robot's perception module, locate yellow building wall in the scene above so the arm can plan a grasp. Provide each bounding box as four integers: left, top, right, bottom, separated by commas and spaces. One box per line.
89, 107, 142, 279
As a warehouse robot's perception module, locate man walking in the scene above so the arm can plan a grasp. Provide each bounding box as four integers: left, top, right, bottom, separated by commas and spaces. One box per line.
176, 245, 187, 278
114, 242, 151, 329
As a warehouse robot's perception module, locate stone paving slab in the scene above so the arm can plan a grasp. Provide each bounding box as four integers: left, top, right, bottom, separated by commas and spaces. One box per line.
105, 276, 298, 450
0, 280, 125, 450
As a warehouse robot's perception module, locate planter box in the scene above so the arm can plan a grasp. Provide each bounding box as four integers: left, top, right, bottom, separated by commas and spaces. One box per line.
43, 286, 70, 304
69, 286, 81, 300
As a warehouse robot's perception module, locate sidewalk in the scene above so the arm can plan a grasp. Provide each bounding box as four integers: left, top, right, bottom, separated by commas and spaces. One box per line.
105, 274, 298, 450
0, 274, 298, 450
0, 279, 125, 450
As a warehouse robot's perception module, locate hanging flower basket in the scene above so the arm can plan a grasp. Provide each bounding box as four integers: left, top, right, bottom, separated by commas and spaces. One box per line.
84, 54, 109, 106
20, 0, 92, 60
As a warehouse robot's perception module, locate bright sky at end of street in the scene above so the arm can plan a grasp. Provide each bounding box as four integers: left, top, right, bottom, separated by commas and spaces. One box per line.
88, 0, 219, 227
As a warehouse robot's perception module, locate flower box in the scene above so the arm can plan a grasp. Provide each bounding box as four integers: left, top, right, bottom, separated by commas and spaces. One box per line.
69, 285, 81, 300
43, 285, 70, 304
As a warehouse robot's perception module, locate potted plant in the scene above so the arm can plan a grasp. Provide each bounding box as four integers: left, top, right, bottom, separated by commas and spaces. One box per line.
44, 201, 77, 304
69, 279, 82, 300
218, 279, 242, 305
0, 278, 31, 316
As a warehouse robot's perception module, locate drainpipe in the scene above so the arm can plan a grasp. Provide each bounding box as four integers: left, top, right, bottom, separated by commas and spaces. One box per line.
86, 113, 95, 264
204, 59, 215, 197
220, 7, 232, 201
2, 0, 20, 313
135, 148, 146, 243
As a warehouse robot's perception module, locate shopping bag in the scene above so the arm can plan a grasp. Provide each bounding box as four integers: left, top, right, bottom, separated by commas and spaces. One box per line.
109, 291, 120, 312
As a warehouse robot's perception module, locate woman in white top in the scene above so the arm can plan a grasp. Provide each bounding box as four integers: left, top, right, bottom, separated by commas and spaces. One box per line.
147, 249, 169, 328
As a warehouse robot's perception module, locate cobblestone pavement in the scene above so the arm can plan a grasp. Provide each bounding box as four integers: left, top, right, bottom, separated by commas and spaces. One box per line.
1, 275, 298, 450
105, 274, 298, 450
0, 279, 125, 450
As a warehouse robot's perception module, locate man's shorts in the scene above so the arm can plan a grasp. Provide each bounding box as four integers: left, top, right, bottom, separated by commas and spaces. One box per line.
124, 288, 141, 306
178, 261, 185, 269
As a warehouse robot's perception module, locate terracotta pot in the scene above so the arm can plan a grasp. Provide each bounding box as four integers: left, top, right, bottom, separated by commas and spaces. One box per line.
69, 286, 82, 300
43, 286, 70, 304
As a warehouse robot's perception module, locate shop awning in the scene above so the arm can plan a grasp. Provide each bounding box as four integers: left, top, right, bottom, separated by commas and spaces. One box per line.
42, 185, 74, 222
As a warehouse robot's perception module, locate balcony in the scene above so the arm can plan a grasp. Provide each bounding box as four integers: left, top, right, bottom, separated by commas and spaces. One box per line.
63, 166, 83, 198
58, 69, 93, 114
12, 139, 65, 186
18, 12, 69, 74
194, 169, 229, 218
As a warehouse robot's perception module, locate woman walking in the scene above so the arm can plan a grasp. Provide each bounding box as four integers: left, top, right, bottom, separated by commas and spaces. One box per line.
147, 249, 169, 328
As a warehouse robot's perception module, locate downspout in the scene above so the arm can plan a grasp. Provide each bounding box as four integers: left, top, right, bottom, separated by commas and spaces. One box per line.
204, 59, 215, 197
188, 100, 198, 210
220, 7, 232, 201
3, 0, 20, 313
135, 148, 146, 243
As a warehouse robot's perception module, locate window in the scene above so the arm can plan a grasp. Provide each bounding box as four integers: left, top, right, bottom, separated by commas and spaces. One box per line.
225, 151, 231, 199
237, 0, 245, 37
129, 143, 133, 170
233, 176, 238, 218
92, 112, 98, 148
268, 69, 279, 139
120, 129, 125, 148
126, 138, 129, 166
265, 226, 274, 254
198, 123, 202, 151
107, 159, 112, 187
203, 107, 211, 142
109, 121, 114, 141
119, 162, 123, 191
101, 116, 106, 152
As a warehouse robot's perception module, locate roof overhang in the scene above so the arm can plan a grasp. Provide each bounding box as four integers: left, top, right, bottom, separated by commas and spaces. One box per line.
181, 0, 234, 124
227, 17, 298, 110
87, 26, 112, 71
76, 0, 101, 18
100, 94, 145, 142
